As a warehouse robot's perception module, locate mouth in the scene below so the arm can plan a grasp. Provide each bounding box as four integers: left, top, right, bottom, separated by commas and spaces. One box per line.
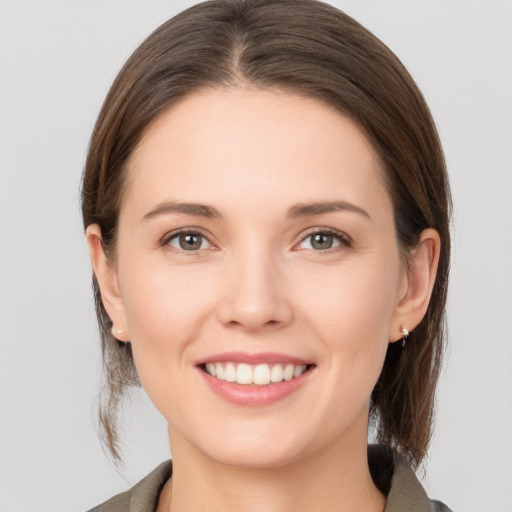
200, 362, 314, 386
196, 353, 315, 405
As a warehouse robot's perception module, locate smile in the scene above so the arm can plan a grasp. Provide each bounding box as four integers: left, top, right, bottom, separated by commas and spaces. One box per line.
197, 352, 315, 405
203, 362, 309, 386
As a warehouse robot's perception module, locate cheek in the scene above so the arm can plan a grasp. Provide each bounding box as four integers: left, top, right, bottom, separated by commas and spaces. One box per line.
297, 257, 400, 340
117, 258, 220, 358
117, 263, 218, 417
294, 256, 400, 392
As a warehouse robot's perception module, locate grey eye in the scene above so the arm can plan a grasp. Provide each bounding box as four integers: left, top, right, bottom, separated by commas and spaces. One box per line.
168, 232, 208, 251
297, 230, 349, 251
310, 233, 334, 250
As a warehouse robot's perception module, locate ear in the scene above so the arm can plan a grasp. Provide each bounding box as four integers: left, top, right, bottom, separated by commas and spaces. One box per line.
85, 224, 129, 342
389, 228, 441, 343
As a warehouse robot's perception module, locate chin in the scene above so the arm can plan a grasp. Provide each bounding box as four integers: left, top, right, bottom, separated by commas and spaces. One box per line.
186, 420, 319, 470
206, 442, 303, 470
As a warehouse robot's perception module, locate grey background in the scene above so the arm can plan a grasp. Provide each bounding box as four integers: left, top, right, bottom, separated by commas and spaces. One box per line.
1, 1, 511, 511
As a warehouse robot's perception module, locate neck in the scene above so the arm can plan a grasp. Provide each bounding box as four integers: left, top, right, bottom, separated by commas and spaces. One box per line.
161, 427, 386, 512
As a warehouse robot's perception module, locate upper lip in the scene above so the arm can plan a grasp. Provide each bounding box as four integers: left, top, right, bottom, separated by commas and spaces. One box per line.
195, 351, 314, 366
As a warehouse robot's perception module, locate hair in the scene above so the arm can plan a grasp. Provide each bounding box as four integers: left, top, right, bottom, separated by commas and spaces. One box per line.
81, 0, 451, 469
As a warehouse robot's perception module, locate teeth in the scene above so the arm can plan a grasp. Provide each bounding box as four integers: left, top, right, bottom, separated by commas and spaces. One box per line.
224, 363, 236, 382
206, 363, 216, 377
253, 364, 271, 386
293, 365, 304, 378
205, 362, 308, 386
270, 364, 283, 383
237, 363, 253, 384
283, 364, 294, 381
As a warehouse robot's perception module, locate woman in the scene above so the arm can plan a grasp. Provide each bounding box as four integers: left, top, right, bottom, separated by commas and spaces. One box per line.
82, 0, 452, 510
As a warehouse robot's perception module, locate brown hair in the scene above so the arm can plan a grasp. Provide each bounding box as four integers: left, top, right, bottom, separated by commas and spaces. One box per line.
81, 0, 451, 469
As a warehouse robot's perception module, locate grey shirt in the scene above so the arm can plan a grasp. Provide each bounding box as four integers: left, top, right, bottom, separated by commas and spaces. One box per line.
87, 445, 452, 512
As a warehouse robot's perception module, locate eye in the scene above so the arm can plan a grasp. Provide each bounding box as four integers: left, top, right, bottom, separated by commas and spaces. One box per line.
297, 230, 351, 252
165, 231, 211, 251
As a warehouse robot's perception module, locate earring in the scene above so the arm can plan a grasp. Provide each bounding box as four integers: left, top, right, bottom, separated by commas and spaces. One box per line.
112, 327, 124, 337
400, 327, 409, 347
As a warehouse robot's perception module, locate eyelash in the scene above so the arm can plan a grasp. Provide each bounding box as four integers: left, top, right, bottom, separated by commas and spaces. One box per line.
160, 229, 214, 253
160, 228, 352, 254
295, 228, 353, 253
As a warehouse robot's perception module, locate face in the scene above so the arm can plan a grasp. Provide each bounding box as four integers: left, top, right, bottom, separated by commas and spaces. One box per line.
102, 88, 411, 468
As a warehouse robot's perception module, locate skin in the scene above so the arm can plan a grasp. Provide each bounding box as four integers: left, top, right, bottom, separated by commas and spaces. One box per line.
87, 88, 440, 512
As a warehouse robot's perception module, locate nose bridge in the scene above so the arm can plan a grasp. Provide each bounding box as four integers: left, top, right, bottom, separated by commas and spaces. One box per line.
218, 240, 293, 330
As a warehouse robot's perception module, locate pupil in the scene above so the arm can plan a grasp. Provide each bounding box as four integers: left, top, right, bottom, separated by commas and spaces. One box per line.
180, 234, 201, 250
312, 233, 333, 250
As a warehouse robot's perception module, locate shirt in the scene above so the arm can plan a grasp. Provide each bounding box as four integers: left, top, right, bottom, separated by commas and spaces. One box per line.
87, 445, 453, 512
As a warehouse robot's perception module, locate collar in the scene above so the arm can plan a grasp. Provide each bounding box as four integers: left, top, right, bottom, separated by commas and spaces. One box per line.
89, 444, 451, 512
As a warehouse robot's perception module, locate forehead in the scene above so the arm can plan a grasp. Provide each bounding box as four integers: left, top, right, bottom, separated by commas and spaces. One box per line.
123, 87, 390, 219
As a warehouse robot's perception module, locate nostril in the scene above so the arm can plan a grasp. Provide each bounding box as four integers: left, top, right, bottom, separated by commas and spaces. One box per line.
216, 290, 294, 331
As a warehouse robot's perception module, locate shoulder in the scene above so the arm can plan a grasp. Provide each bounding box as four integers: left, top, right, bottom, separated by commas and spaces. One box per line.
368, 445, 454, 512
87, 450, 453, 512
86, 460, 172, 512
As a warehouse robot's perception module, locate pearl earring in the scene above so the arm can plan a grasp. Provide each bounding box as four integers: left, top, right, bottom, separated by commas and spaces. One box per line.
400, 327, 409, 347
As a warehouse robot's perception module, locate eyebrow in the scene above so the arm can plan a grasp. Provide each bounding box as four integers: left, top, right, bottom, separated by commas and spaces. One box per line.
141, 201, 222, 221
141, 200, 371, 222
287, 200, 371, 220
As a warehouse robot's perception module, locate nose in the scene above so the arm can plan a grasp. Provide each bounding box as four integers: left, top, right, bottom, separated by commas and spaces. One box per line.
216, 248, 294, 332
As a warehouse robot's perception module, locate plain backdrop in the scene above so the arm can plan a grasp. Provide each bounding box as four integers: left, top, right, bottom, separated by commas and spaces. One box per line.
1, 1, 511, 511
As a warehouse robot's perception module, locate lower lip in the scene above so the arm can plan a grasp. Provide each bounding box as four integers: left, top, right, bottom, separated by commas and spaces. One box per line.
198, 367, 313, 406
